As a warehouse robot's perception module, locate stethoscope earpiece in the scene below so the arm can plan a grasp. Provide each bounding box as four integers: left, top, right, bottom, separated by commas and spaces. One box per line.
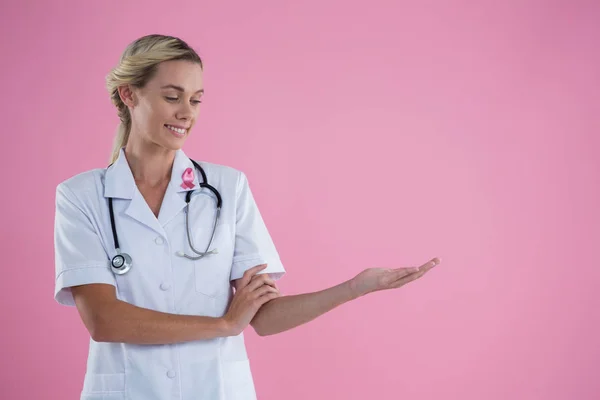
111, 252, 132, 275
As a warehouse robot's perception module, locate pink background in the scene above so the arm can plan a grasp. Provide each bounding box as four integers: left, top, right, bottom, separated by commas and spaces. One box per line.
1, 1, 599, 399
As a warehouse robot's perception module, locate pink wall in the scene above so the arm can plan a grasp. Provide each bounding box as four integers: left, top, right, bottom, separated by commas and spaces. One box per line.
1, 1, 599, 398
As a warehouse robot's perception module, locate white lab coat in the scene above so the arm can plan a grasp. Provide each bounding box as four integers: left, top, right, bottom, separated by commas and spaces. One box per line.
54, 147, 286, 400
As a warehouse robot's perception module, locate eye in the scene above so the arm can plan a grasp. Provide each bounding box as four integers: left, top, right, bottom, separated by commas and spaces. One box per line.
165, 97, 202, 105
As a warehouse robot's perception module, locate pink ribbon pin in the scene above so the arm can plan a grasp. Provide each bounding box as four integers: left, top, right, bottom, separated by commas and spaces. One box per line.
181, 167, 195, 189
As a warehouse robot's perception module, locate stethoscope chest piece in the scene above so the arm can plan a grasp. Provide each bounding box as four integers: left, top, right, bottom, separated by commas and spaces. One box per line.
111, 252, 132, 275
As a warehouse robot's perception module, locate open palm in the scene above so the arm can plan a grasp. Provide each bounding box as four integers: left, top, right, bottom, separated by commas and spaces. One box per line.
350, 257, 441, 298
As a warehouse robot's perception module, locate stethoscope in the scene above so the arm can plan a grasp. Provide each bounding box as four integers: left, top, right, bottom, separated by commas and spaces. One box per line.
108, 158, 223, 275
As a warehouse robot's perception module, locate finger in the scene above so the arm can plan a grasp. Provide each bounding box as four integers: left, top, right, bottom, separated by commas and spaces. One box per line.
251, 273, 277, 289
390, 269, 427, 288
247, 274, 277, 292
257, 292, 281, 306
241, 264, 268, 287
253, 285, 279, 299
390, 267, 420, 280
391, 258, 440, 280
417, 258, 441, 273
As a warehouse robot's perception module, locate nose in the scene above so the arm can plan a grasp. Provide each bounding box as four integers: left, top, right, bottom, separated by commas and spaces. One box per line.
176, 102, 196, 122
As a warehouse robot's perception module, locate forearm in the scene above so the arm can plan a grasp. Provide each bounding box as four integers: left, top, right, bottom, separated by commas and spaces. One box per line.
251, 279, 358, 336
93, 299, 231, 345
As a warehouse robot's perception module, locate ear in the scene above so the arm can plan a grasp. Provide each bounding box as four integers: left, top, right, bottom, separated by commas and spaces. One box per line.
117, 84, 137, 108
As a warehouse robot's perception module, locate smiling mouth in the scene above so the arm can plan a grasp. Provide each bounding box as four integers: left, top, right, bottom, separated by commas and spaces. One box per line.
165, 124, 188, 135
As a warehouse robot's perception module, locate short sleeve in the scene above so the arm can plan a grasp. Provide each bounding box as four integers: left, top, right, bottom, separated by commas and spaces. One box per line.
54, 183, 116, 306
230, 171, 286, 281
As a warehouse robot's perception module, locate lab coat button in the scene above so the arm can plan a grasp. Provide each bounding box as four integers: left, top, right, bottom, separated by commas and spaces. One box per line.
160, 282, 171, 291
167, 370, 176, 379
155, 237, 164, 245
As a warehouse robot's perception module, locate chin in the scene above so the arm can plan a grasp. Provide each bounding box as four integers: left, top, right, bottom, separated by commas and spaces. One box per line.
163, 140, 186, 151
151, 137, 184, 152
161, 130, 189, 148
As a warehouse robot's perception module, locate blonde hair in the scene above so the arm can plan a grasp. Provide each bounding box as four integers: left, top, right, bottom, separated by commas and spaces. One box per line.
105, 34, 203, 164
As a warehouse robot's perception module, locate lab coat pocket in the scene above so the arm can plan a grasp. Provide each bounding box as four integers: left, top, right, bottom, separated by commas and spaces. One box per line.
194, 222, 234, 298
81, 372, 125, 399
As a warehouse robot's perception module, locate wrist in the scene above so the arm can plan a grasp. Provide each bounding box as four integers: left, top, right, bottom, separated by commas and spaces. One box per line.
346, 278, 363, 300
217, 316, 236, 337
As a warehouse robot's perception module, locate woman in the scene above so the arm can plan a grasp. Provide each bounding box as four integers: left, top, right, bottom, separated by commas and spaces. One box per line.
54, 34, 441, 400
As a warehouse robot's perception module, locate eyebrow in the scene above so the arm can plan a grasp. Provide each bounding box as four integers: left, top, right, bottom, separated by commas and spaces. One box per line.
160, 84, 204, 94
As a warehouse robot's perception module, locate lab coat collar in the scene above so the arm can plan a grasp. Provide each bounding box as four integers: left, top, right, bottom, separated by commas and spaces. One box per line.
104, 147, 201, 234
104, 147, 200, 199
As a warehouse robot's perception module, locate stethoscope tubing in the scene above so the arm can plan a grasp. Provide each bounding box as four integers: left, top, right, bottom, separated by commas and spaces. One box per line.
108, 158, 222, 274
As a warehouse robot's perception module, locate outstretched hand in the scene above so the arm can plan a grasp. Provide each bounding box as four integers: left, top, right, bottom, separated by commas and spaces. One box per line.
349, 257, 441, 298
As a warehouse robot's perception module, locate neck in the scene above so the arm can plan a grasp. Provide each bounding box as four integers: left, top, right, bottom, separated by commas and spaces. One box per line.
123, 138, 175, 188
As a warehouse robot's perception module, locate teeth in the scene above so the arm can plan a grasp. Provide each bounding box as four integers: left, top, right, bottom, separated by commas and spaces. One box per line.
166, 125, 186, 134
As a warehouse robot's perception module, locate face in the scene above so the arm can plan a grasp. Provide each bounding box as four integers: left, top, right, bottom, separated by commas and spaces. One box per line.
120, 60, 204, 151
